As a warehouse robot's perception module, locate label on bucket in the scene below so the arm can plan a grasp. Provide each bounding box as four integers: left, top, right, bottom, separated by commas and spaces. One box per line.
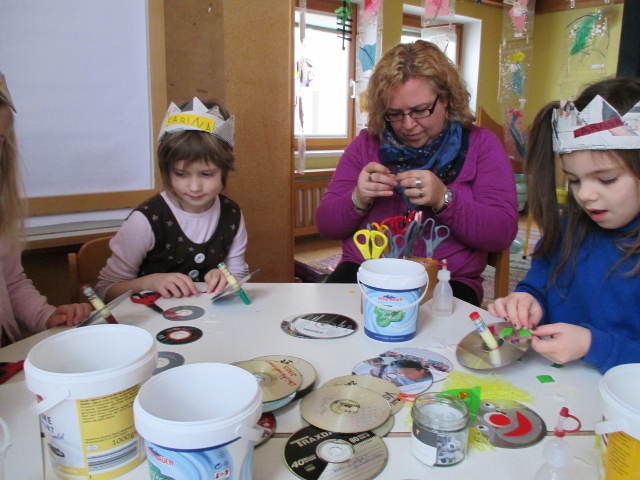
362, 285, 420, 342
143, 438, 254, 480
599, 431, 640, 480
40, 384, 143, 479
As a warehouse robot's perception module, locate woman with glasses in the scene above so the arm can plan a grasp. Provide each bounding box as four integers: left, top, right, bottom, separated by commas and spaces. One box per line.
316, 40, 518, 307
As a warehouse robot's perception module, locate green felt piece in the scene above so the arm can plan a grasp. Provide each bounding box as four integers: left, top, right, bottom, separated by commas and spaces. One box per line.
551, 363, 565, 369
518, 329, 532, 337
501, 327, 514, 336
537, 375, 555, 384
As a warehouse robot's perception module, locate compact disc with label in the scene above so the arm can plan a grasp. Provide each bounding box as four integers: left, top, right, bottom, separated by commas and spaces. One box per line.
156, 326, 203, 345
263, 391, 296, 413
163, 305, 205, 321
300, 385, 391, 434
235, 360, 303, 402
253, 355, 317, 397
351, 356, 433, 396
290, 313, 357, 339
321, 375, 404, 415
284, 425, 388, 480
301, 414, 394, 439
256, 412, 276, 447
152, 351, 185, 375
456, 321, 531, 370
377, 347, 453, 382
472, 400, 546, 448
281, 316, 312, 339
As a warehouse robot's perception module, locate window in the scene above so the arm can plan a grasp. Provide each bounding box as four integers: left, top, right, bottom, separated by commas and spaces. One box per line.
294, 0, 356, 150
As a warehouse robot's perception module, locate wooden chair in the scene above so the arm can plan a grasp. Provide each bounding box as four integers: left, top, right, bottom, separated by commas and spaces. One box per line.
488, 248, 510, 299
476, 106, 524, 174
68, 236, 114, 303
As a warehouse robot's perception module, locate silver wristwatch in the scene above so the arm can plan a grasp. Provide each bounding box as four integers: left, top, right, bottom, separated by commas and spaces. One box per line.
433, 188, 453, 213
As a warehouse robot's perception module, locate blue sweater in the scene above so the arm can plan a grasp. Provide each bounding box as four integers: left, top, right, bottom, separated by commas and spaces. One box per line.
516, 218, 640, 373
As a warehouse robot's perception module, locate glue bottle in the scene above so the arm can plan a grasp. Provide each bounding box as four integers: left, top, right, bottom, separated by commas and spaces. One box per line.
533, 407, 581, 480
432, 259, 453, 317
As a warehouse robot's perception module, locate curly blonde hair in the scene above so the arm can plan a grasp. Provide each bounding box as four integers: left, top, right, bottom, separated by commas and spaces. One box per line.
365, 40, 475, 136
0, 101, 26, 243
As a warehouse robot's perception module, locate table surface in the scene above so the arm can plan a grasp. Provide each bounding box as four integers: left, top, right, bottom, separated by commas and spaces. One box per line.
0, 283, 602, 479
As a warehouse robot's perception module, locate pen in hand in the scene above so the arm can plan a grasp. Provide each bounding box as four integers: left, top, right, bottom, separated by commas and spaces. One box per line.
81, 285, 118, 324
217, 262, 251, 305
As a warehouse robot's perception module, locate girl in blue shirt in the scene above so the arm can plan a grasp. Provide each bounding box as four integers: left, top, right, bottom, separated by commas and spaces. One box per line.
489, 77, 640, 373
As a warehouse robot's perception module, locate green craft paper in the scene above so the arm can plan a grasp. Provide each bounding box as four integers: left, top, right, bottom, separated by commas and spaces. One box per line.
537, 375, 555, 384
519, 329, 532, 337
551, 363, 565, 369
501, 327, 514, 336
440, 386, 481, 423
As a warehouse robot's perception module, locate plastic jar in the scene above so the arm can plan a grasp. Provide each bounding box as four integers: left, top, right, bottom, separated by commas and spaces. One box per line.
411, 393, 469, 467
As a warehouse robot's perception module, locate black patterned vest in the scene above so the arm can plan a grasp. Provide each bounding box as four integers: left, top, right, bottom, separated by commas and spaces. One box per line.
135, 194, 241, 281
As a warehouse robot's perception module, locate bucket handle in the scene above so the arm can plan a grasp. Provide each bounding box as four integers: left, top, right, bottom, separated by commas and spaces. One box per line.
236, 424, 266, 443
29, 388, 70, 415
595, 418, 628, 435
357, 275, 427, 311
0, 417, 10, 453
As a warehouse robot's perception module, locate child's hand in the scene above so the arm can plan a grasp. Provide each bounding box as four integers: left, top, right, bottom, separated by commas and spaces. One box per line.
146, 273, 199, 298
204, 269, 229, 294
531, 323, 592, 365
488, 292, 543, 330
46, 303, 93, 328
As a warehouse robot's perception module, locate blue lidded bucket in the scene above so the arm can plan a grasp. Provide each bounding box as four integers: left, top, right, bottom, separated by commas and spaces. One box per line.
357, 259, 429, 342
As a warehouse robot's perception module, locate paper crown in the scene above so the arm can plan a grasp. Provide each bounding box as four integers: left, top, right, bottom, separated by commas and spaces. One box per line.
0, 70, 16, 112
157, 97, 235, 147
552, 95, 640, 154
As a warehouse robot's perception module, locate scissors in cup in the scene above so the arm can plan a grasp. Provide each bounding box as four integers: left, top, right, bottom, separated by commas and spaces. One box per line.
383, 229, 407, 259
423, 218, 450, 258
353, 230, 388, 260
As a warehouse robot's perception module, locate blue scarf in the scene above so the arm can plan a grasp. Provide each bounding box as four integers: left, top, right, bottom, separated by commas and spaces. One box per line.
379, 121, 468, 206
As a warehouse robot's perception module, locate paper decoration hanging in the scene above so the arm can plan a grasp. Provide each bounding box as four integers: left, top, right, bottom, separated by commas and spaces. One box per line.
335, 0, 353, 50
424, 0, 455, 26
295, 0, 308, 174
498, 43, 533, 102
503, 105, 528, 162
361, 0, 381, 22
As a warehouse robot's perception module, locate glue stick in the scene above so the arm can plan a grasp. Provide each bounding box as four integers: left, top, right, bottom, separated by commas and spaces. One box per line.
469, 311, 498, 350
81, 284, 118, 324
217, 262, 251, 305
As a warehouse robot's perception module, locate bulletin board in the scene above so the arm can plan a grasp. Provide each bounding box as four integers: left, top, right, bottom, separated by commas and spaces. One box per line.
0, 0, 166, 217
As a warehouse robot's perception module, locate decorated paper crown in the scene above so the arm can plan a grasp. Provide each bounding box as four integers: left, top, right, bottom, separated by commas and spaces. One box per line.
0, 70, 16, 112
157, 97, 235, 147
552, 95, 640, 154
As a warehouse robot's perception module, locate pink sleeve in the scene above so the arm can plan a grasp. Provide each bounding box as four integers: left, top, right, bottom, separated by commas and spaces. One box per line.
223, 212, 250, 279
95, 212, 155, 298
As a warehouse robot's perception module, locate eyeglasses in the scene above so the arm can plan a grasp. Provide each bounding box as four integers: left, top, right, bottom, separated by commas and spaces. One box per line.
383, 95, 439, 122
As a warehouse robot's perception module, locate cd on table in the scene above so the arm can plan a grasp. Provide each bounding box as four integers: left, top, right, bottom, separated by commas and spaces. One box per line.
290, 313, 358, 339
235, 359, 303, 402
456, 321, 531, 370
253, 355, 317, 397
321, 374, 404, 415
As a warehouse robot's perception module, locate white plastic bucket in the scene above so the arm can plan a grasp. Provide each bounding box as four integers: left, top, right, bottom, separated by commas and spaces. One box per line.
594, 363, 640, 479
24, 324, 157, 479
133, 363, 264, 480
357, 258, 429, 342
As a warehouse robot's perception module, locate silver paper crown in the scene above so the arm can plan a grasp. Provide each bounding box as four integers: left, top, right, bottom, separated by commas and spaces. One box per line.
552, 95, 640, 154
0, 70, 16, 112
157, 97, 235, 147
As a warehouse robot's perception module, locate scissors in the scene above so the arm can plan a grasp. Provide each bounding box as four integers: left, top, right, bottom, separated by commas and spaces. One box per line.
367, 222, 388, 233
353, 230, 388, 260
381, 216, 410, 236
131, 290, 164, 314
401, 212, 429, 257
382, 229, 406, 259
423, 218, 450, 257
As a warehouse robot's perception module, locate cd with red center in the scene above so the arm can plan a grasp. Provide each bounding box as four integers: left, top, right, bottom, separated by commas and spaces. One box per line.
156, 326, 203, 345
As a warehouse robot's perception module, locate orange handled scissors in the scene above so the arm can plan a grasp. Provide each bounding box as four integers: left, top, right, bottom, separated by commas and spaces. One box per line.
353, 230, 388, 260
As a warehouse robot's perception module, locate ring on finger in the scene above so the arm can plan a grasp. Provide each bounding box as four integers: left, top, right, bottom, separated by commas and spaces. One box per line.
418, 189, 424, 198
368, 173, 373, 182
415, 178, 422, 188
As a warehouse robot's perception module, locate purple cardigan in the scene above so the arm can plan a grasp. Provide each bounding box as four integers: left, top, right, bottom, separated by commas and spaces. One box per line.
316, 127, 518, 301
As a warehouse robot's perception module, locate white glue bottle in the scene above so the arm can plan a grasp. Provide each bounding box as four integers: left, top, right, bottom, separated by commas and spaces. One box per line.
534, 407, 581, 480
432, 259, 453, 317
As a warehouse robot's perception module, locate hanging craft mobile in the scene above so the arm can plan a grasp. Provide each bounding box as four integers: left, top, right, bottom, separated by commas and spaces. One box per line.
508, 0, 529, 36
567, 10, 604, 57
507, 107, 527, 160
335, 0, 353, 50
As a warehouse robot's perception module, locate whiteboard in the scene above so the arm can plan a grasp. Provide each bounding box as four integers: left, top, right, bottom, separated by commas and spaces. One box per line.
0, 0, 154, 198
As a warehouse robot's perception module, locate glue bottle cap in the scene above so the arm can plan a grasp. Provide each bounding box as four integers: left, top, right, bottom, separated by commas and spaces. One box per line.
437, 259, 451, 281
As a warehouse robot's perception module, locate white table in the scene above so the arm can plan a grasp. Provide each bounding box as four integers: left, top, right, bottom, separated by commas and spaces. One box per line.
0, 283, 602, 479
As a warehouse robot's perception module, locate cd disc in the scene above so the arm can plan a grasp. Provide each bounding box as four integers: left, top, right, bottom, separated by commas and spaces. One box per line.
253, 355, 317, 397
376, 347, 454, 382
291, 313, 357, 339
281, 317, 312, 339
153, 351, 185, 375
284, 425, 387, 480
472, 400, 546, 448
300, 385, 391, 434
301, 414, 394, 438
263, 391, 296, 413
163, 305, 205, 321
351, 356, 433, 396
235, 360, 303, 402
456, 321, 531, 370
321, 375, 404, 415
255, 412, 276, 448
156, 326, 203, 345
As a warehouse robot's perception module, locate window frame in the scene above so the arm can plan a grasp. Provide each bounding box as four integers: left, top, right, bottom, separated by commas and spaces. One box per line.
293, 0, 356, 151
402, 14, 463, 67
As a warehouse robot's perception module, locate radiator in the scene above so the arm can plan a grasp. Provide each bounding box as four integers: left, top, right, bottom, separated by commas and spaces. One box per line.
293, 170, 333, 237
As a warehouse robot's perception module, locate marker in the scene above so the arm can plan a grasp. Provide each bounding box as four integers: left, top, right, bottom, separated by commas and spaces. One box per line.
81, 285, 118, 324
469, 311, 498, 350
217, 262, 251, 305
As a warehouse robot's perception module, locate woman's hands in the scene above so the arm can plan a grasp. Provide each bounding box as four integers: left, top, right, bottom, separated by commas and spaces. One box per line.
353, 163, 396, 210
396, 170, 447, 209
489, 292, 592, 366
